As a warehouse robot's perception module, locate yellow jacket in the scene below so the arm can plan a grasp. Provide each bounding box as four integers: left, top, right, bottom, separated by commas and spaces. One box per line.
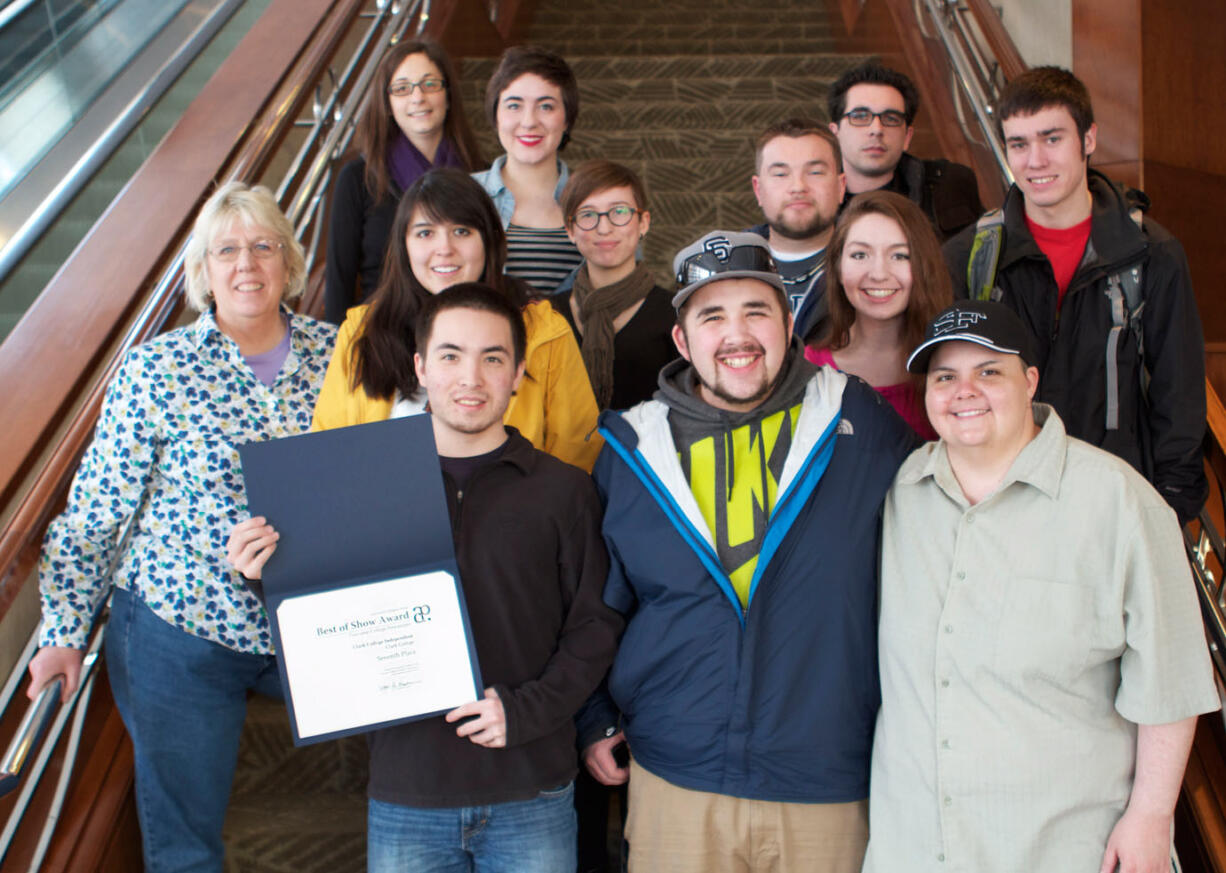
312, 301, 603, 471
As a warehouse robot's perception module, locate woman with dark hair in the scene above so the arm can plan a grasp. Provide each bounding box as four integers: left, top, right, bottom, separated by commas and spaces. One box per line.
806, 190, 951, 439
472, 45, 583, 295
314, 168, 602, 470
553, 159, 675, 411
325, 38, 483, 324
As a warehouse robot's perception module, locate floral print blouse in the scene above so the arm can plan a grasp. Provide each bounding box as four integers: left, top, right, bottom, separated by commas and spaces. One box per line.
39, 308, 337, 654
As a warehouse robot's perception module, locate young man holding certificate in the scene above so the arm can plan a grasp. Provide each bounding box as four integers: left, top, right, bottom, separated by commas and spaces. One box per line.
230, 282, 622, 872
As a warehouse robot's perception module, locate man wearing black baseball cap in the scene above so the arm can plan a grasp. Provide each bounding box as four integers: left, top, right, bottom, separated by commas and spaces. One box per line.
578, 230, 917, 872
863, 300, 1218, 873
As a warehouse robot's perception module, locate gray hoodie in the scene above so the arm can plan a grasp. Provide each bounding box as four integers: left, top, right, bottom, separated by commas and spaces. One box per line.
656, 340, 816, 601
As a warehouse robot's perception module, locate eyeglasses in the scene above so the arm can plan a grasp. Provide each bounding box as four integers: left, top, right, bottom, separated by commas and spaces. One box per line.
675, 243, 776, 287
842, 108, 908, 128
388, 77, 446, 97
572, 205, 639, 231
208, 240, 283, 262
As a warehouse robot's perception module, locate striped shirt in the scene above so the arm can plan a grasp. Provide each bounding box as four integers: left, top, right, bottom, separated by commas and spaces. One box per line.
505, 224, 582, 295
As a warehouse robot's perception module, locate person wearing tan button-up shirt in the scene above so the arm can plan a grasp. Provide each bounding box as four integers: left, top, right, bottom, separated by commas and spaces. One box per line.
863, 301, 1219, 873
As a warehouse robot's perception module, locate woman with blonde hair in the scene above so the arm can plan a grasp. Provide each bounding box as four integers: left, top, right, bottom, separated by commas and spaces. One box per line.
28, 182, 336, 871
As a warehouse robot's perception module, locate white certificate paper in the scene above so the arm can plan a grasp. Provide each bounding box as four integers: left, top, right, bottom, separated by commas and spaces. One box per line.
275, 570, 480, 740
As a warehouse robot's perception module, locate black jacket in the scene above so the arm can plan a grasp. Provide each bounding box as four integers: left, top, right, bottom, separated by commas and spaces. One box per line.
324, 157, 399, 325
943, 170, 1207, 523
367, 429, 623, 807
842, 152, 983, 241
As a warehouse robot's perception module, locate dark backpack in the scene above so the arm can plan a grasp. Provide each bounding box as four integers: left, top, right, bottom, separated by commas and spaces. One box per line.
965, 208, 1147, 430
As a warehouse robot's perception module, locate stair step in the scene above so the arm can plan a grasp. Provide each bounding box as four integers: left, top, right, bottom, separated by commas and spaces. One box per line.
531, 0, 836, 11
460, 74, 841, 108
529, 8, 840, 26
461, 52, 870, 83
525, 21, 840, 41
524, 36, 843, 56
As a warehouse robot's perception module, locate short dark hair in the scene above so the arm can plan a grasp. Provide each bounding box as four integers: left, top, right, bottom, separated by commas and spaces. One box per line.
827, 61, 920, 126
352, 168, 527, 401
821, 190, 952, 364
415, 282, 527, 365
996, 66, 1095, 140
354, 39, 483, 199
560, 159, 649, 225
485, 45, 580, 151
753, 118, 843, 174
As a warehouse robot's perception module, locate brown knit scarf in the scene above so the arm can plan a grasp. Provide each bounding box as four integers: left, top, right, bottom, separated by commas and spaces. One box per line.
571, 261, 656, 409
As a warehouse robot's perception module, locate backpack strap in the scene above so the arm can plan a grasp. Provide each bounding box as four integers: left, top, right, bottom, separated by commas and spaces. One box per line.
1103, 207, 1147, 430
966, 209, 1005, 302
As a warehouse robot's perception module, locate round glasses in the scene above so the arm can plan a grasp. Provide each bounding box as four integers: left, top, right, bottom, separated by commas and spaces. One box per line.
572, 205, 638, 231
842, 108, 907, 128
208, 240, 283, 262
388, 77, 446, 97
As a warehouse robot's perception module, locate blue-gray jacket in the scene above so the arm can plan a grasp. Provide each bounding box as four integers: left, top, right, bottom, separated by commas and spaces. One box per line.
472, 155, 570, 228
589, 366, 917, 802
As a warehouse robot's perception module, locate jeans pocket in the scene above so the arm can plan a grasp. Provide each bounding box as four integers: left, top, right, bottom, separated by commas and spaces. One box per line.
538, 782, 574, 799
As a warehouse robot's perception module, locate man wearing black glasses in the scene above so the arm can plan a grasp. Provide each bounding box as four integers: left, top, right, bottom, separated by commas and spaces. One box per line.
828, 61, 983, 240
579, 231, 917, 872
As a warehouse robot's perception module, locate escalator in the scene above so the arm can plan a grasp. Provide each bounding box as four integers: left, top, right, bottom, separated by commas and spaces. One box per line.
0, 0, 276, 343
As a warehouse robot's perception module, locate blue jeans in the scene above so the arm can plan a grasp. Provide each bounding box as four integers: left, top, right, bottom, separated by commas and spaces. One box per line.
367, 783, 577, 873
106, 586, 282, 873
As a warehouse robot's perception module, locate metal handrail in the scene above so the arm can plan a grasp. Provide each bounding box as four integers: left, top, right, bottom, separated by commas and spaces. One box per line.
0, 0, 41, 32
0, 608, 105, 865
0, 0, 244, 285
916, 0, 1013, 189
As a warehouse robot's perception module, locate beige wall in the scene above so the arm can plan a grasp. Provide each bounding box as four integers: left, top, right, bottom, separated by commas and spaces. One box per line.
997, 0, 1072, 68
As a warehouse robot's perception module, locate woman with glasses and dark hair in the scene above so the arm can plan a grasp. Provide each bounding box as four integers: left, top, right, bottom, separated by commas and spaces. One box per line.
806, 190, 950, 439
472, 45, 583, 295
325, 38, 483, 324
314, 167, 602, 470
553, 159, 675, 411
27, 182, 336, 872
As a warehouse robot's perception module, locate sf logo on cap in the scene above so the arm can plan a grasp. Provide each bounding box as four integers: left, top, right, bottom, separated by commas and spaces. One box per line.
932, 309, 988, 336
703, 236, 732, 261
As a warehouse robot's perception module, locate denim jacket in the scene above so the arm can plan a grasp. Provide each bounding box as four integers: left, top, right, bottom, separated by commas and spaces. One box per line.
472, 155, 571, 228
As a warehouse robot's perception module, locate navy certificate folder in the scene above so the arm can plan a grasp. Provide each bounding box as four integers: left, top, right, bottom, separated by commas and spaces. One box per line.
238, 415, 483, 746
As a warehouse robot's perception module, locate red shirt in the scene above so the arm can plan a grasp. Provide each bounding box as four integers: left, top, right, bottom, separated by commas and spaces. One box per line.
1026, 213, 1092, 310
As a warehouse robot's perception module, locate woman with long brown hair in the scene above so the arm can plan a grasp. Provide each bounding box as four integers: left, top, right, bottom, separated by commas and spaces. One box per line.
806, 190, 951, 439
314, 168, 601, 470
325, 38, 483, 323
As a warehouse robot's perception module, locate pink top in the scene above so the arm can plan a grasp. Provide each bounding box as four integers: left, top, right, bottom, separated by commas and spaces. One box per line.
805, 346, 938, 441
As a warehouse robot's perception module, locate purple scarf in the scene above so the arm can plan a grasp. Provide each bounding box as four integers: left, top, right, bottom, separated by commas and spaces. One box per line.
388, 134, 461, 192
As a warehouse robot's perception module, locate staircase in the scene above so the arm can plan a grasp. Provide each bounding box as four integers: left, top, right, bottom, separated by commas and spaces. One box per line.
221, 2, 870, 870
460, 0, 868, 281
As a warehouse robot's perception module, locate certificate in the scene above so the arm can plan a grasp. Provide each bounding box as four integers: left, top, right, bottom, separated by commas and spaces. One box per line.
238, 415, 481, 745
276, 570, 482, 741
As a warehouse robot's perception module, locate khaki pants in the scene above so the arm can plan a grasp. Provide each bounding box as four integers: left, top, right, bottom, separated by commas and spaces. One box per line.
625, 760, 868, 873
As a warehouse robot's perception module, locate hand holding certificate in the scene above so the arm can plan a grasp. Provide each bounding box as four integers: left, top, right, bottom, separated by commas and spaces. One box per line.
237, 416, 483, 745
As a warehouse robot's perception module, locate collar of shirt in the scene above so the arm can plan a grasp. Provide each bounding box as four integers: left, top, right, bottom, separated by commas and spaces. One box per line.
484, 154, 571, 201
899, 402, 1067, 505
192, 305, 305, 383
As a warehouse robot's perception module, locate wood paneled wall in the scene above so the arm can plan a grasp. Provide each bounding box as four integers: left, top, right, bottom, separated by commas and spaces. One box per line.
1074, 0, 1226, 340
